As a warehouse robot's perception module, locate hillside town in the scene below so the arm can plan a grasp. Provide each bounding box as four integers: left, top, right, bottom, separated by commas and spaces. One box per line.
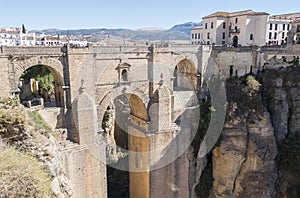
0, 25, 87, 47
191, 10, 300, 46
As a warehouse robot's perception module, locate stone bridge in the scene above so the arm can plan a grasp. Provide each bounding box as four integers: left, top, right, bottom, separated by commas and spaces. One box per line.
0, 44, 300, 198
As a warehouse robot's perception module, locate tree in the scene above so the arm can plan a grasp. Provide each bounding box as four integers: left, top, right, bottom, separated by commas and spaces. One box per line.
21, 65, 54, 95
21, 24, 26, 34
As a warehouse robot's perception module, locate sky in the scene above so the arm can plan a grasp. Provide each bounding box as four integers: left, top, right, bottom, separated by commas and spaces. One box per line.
0, 0, 299, 30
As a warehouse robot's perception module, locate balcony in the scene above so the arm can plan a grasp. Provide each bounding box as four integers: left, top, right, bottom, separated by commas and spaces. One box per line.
230, 28, 240, 34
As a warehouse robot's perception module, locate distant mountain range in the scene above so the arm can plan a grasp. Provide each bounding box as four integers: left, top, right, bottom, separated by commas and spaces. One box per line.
32, 22, 202, 41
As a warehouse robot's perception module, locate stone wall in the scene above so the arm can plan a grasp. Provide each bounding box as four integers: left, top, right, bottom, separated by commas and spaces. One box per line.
0, 56, 11, 96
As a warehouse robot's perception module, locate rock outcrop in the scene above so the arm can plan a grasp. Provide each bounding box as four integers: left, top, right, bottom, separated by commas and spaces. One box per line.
192, 66, 300, 197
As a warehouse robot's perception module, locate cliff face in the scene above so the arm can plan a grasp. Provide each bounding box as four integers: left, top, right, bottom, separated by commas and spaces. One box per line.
193, 66, 300, 198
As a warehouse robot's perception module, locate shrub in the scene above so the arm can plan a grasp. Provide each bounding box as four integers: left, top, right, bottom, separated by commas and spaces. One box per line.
246, 75, 261, 95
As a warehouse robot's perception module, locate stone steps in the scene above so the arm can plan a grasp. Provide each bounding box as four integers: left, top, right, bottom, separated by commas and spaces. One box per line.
58, 140, 87, 153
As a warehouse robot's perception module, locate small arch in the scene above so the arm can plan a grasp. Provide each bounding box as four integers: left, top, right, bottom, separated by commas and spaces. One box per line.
173, 66, 178, 87
121, 69, 128, 81
173, 59, 197, 91
233, 35, 238, 47
229, 65, 234, 77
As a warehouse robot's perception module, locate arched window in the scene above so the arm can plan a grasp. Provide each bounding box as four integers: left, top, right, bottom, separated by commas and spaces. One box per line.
121, 69, 128, 81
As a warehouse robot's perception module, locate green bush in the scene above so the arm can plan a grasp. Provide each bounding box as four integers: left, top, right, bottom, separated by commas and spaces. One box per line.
246, 75, 261, 95
0, 147, 53, 197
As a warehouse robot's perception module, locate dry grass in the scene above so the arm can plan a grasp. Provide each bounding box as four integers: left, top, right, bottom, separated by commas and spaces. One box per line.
0, 147, 53, 197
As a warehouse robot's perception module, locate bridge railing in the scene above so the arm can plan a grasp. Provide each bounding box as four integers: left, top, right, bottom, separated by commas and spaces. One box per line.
1, 46, 62, 55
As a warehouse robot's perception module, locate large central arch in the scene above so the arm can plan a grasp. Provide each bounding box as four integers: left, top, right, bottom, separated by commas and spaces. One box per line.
100, 91, 150, 198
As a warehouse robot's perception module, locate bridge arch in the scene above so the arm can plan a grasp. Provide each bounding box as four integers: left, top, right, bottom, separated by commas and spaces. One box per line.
12, 56, 64, 107
172, 58, 198, 90
100, 91, 150, 198
97, 87, 149, 126
13, 56, 64, 81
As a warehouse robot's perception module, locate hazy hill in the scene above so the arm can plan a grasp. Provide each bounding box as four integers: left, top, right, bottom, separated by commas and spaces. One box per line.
33, 21, 202, 41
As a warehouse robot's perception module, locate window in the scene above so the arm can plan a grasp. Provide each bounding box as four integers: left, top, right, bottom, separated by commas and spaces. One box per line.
275, 24, 278, 30
211, 22, 214, 29
270, 23, 273, 30
297, 25, 300, 32
207, 32, 210, 39
274, 32, 277, 39
222, 41, 226, 45
269, 32, 272, 40
222, 32, 226, 39
205, 23, 208, 29
198, 33, 201, 39
192, 34, 194, 39
250, 34, 253, 40
283, 24, 285, 31
223, 22, 226, 29
235, 18, 238, 24
287, 24, 290, 30
195, 34, 197, 39
282, 32, 285, 39
121, 69, 128, 81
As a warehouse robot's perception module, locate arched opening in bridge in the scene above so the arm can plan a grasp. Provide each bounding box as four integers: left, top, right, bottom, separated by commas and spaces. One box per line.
173, 59, 198, 91
233, 35, 238, 47
18, 65, 64, 108
294, 33, 300, 44
102, 93, 149, 198
122, 69, 128, 81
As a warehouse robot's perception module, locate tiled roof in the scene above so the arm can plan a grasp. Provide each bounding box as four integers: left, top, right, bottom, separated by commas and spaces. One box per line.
45, 36, 59, 40
270, 12, 300, 20
0, 31, 20, 34
203, 11, 230, 19
191, 26, 203, 30
203, 10, 269, 19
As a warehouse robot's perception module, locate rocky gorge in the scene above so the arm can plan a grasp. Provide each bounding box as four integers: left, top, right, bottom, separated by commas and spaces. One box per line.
190, 65, 300, 197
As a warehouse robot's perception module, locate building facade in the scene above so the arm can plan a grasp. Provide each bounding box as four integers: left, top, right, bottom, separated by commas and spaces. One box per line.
200, 10, 269, 46
190, 26, 203, 45
0, 27, 21, 46
266, 12, 300, 45
191, 10, 300, 47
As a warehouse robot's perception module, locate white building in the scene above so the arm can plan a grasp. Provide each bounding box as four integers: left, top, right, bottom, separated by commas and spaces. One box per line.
191, 10, 300, 47
42, 35, 61, 46
20, 32, 36, 46
266, 12, 300, 45
190, 26, 203, 45
0, 27, 21, 46
288, 19, 300, 44
200, 10, 269, 46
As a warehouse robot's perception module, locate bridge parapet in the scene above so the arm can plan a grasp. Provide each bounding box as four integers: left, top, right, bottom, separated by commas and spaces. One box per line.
1, 46, 62, 56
